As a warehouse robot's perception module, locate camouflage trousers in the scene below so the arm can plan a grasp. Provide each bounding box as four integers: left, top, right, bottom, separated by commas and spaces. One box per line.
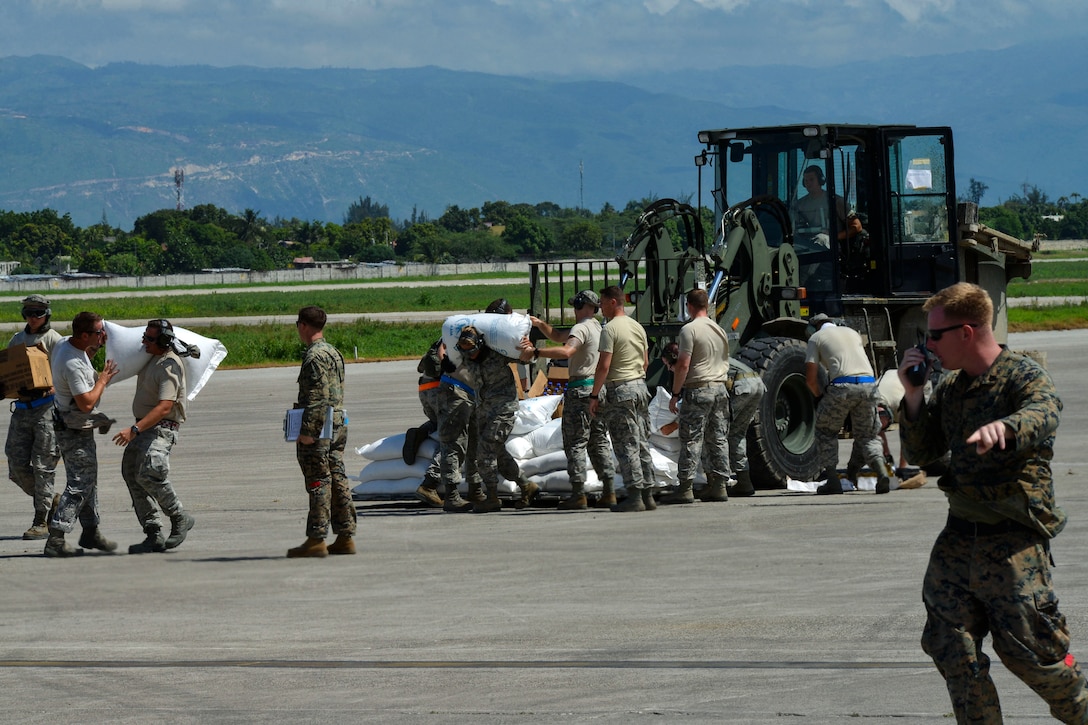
419, 385, 442, 426
438, 384, 481, 492
6, 403, 59, 514
729, 376, 765, 474
677, 382, 731, 486
51, 425, 101, 533
561, 387, 614, 491
296, 417, 355, 539
122, 426, 182, 531
599, 379, 652, 490
476, 396, 524, 488
922, 525, 1088, 723
814, 382, 886, 476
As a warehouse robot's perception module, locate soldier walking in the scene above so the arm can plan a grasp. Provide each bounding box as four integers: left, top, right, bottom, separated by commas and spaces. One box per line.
899, 282, 1088, 722
5, 294, 62, 540
724, 357, 765, 498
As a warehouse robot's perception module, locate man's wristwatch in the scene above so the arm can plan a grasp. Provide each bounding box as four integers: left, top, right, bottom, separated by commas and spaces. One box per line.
130, 424, 140, 436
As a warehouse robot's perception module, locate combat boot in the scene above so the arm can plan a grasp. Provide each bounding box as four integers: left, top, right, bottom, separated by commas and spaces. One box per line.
473, 485, 503, 513
287, 537, 328, 558
815, 470, 843, 495
128, 524, 166, 554
467, 479, 487, 504
164, 512, 195, 550
443, 487, 474, 513
78, 525, 118, 553
611, 487, 646, 512
641, 486, 657, 511
659, 480, 695, 505
697, 479, 728, 502
558, 484, 588, 510
327, 533, 356, 555
415, 483, 443, 508
22, 509, 50, 540
513, 481, 539, 510
593, 479, 616, 508
727, 470, 756, 498
44, 528, 82, 558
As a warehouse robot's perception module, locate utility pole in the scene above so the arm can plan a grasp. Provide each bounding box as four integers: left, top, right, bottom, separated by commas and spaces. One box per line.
579, 160, 584, 210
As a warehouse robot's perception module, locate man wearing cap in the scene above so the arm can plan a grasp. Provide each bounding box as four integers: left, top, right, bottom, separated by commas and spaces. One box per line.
111, 319, 197, 554
457, 324, 538, 512
522, 290, 616, 510
805, 312, 891, 494
661, 288, 732, 505
589, 285, 655, 512
5, 294, 63, 540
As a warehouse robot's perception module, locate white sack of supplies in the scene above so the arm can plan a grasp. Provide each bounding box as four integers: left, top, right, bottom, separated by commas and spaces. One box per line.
103, 320, 228, 400
441, 312, 531, 366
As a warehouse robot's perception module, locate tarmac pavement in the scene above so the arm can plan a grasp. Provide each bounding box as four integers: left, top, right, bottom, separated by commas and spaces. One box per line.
2, 330, 1088, 722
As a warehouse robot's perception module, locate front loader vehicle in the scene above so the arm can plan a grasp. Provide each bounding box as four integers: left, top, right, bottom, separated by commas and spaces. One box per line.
529, 124, 1033, 487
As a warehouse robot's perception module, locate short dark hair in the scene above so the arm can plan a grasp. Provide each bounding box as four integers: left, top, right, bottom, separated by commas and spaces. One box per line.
600, 285, 624, 303
72, 311, 103, 337
298, 305, 327, 330
485, 298, 512, 314
686, 288, 709, 311
803, 165, 825, 186
661, 341, 679, 366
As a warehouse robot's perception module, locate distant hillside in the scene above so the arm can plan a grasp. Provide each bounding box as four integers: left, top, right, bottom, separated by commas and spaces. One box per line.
0, 45, 1083, 228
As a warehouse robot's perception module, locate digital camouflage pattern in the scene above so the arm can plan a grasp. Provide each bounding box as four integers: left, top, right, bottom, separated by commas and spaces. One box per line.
122, 427, 182, 531
814, 383, 887, 477
728, 360, 765, 473
676, 383, 731, 486
296, 340, 354, 539
902, 348, 1088, 722
599, 379, 651, 491
50, 427, 101, 533
465, 347, 526, 489
560, 385, 614, 492
6, 404, 59, 515
438, 381, 482, 493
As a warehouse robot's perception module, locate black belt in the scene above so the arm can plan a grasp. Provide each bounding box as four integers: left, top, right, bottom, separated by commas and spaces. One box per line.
945, 514, 1028, 537
155, 420, 181, 431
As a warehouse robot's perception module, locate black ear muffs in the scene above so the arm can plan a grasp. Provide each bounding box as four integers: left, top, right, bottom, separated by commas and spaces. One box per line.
148, 319, 176, 348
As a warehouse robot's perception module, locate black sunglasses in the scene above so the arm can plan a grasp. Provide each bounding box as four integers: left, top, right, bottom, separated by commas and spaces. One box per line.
927, 323, 979, 341
21, 308, 48, 319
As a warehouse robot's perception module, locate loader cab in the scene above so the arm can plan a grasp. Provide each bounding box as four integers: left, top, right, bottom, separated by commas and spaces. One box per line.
704, 124, 959, 314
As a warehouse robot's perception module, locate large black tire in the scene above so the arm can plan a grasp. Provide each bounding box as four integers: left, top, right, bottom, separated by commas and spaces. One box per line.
737, 337, 822, 488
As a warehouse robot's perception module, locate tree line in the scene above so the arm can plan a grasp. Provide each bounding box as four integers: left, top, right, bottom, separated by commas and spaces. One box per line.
0, 185, 1084, 276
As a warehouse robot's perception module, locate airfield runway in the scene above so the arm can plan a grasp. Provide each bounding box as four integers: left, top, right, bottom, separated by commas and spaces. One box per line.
2, 330, 1088, 723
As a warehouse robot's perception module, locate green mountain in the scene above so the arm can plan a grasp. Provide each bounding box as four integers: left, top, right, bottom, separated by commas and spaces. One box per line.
1, 45, 1084, 229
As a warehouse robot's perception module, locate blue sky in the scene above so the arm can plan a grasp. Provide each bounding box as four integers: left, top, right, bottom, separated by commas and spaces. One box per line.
2, 0, 1084, 75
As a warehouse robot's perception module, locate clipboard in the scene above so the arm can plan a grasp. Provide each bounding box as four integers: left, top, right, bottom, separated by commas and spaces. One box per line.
284, 406, 334, 442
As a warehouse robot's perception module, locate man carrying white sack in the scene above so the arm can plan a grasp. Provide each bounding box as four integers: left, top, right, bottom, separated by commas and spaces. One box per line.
111, 319, 198, 554
521, 290, 616, 510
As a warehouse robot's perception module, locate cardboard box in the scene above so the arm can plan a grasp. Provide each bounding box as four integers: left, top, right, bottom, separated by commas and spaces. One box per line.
0, 343, 53, 398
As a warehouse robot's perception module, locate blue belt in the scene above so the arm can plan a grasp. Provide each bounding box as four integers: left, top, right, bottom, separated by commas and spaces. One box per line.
14, 393, 54, 410
832, 375, 875, 384
440, 375, 475, 396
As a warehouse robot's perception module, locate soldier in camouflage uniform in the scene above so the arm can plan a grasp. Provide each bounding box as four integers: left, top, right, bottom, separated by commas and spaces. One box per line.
5, 294, 63, 540
805, 312, 891, 494
900, 282, 1088, 724
522, 290, 615, 510
408, 338, 447, 508
725, 357, 765, 498
457, 325, 538, 512
111, 319, 197, 554
287, 306, 355, 558
661, 288, 731, 505
589, 285, 654, 513
46, 311, 119, 557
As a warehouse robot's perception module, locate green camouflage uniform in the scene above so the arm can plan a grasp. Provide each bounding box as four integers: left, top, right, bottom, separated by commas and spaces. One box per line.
437, 369, 482, 494
901, 348, 1088, 723
296, 339, 355, 540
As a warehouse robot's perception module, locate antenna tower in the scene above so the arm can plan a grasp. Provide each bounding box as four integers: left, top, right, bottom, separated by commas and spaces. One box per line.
174, 168, 185, 211
579, 160, 584, 210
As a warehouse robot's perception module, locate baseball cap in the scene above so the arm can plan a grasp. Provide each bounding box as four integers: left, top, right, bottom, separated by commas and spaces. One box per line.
569, 290, 600, 309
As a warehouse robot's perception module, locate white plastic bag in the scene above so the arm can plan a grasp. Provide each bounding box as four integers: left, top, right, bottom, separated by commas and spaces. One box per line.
442, 312, 531, 366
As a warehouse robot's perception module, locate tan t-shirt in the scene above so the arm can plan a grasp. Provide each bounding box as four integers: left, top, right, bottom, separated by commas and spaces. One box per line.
805, 324, 874, 380
567, 317, 602, 379
599, 315, 647, 383
677, 316, 729, 386
133, 350, 187, 423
